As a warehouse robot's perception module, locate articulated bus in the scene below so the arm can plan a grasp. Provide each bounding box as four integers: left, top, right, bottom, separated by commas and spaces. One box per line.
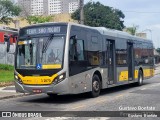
12, 22, 154, 97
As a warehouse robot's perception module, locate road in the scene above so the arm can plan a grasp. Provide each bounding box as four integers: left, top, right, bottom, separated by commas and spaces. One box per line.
1, 75, 160, 120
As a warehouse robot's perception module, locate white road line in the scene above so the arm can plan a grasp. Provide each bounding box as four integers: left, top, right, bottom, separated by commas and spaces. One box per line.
141, 88, 146, 90
71, 105, 86, 110
150, 83, 160, 87
0, 86, 16, 93
0, 87, 6, 91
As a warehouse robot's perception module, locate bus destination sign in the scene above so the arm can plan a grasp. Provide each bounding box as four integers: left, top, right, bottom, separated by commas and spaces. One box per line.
26, 26, 61, 35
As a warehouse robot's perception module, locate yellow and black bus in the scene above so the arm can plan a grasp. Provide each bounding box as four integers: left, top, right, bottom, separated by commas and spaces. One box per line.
11, 22, 154, 97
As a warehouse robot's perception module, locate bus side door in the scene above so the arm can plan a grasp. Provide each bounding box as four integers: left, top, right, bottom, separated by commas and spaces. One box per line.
127, 42, 134, 80
107, 39, 116, 84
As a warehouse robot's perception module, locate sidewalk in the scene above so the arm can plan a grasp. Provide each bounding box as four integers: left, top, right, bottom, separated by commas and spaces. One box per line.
155, 63, 160, 75
0, 86, 28, 100
0, 65, 160, 100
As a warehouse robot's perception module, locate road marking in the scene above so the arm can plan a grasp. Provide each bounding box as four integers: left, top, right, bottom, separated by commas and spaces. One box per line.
88, 117, 110, 120
45, 117, 72, 120
141, 88, 146, 90
96, 99, 107, 103
71, 105, 86, 110
0, 87, 6, 91
150, 83, 160, 87
0, 86, 16, 93
115, 94, 124, 98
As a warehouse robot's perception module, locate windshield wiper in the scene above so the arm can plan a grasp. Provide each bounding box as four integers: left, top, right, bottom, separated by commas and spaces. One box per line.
41, 34, 54, 63
42, 34, 54, 53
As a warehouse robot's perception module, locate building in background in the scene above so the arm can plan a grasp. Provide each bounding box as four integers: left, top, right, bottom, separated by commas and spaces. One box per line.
136, 33, 147, 39
18, 0, 31, 16
61, 0, 79, 14
18, 0, 79, 16
43, 0, 62, 15
18, 0, 44, 16
30, 0, 44, 15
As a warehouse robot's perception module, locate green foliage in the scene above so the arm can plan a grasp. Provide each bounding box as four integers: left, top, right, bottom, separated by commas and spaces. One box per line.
0, 64, 14, 71
156, 48, 160, 53
71, 2, 125, 30
0, 0, 21, 24
26, 16, 53, 24
0, 70, 14, 82
125, 25, 139, 35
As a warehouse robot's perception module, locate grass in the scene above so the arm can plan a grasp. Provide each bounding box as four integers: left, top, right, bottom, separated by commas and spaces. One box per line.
0, 64, 14, 82
0, 64, 14, 71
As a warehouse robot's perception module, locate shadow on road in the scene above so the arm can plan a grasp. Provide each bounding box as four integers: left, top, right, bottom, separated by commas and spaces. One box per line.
19, 82, 151, 104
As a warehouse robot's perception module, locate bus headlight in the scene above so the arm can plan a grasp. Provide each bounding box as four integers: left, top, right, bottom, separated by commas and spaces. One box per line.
14, 74, 23, 84
53, 73, 66, 85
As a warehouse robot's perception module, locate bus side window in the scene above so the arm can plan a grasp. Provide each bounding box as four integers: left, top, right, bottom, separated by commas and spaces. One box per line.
69, 39, 84, 61
76, 40, 84, 61
69, 39, 75, 61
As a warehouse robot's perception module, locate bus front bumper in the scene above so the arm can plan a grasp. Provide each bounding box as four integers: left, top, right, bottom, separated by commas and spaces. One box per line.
14, 78, 70, 95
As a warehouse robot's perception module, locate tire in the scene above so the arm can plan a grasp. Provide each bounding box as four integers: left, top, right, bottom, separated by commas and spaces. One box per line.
137, 70, 143, 86
90, 75, 101, 98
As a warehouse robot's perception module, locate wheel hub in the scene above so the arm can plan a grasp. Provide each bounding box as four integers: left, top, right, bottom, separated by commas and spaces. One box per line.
93, 81, 99, 92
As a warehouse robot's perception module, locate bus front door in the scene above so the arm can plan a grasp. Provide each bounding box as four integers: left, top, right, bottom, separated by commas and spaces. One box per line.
107, 40, 116, 85
127, 42, 134, 80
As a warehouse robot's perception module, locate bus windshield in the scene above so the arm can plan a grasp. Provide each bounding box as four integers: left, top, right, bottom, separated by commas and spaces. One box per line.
16, 35, 65, 70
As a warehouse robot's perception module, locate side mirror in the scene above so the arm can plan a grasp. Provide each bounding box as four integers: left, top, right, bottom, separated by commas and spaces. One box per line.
70, 35, 77, 40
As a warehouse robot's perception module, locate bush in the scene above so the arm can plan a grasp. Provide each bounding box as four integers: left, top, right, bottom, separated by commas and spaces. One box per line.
0, 64, 14, 71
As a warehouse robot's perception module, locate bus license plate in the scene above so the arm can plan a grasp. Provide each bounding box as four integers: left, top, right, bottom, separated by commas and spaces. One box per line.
33, 89, 42, 93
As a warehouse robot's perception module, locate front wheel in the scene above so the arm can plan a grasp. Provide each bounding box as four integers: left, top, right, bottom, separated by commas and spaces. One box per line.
137, 70, 143, 86
90, 75, 101, 98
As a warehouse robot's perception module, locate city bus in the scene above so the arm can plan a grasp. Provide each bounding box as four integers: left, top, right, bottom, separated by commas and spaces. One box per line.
9, 22, 154, 97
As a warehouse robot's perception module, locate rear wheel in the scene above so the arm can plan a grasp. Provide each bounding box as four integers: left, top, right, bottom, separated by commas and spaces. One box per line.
137, 70, 143, 86
90, 75, 101, 98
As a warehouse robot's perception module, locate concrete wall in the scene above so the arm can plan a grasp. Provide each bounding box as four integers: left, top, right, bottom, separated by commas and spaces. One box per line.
0, 43, 15, 65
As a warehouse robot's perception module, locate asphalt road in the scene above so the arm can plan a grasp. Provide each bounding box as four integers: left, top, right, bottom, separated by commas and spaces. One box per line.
1, 75, 160, 120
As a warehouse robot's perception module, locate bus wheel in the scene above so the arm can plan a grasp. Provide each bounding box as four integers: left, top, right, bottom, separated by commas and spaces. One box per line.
90, 75, 101, 98
47, 93, 57, 97
137, 70, 143, 86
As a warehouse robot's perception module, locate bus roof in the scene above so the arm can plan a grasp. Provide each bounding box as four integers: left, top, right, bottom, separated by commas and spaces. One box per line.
94, 27, 152, 42
21, 22, 152, 43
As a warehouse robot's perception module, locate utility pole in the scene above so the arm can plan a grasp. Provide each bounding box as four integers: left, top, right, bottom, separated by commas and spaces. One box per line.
79, 0, 84, 24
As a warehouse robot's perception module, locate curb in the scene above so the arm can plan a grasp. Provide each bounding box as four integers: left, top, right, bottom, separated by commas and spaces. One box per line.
155, 73, 160, 76
0, 82, 14, 88
0, 93, 30, 100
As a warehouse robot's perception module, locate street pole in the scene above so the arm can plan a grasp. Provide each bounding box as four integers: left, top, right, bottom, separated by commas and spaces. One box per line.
141, 29, 152, 41
79, 0, 84, 24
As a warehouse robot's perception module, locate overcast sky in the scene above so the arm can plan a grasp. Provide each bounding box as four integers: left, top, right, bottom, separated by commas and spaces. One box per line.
14, 0, 160, 48
85, 0, 160, 48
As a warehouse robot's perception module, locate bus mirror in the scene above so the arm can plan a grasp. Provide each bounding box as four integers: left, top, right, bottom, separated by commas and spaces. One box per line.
70, 35, 77, 40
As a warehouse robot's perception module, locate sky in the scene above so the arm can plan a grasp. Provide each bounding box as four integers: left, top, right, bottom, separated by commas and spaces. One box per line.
85, 0, 160, 48
14, 0, 160, 48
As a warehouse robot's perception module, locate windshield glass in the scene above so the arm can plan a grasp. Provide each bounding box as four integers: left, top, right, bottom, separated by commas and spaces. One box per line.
16, 36, 65, 69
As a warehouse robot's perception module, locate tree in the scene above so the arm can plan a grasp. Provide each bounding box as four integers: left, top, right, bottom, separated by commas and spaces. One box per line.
156, 48, 160, 54
26, 16, 53, 24
0, 0, 21, 25
71, 2, 125, 30
125, 25, 139, 35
